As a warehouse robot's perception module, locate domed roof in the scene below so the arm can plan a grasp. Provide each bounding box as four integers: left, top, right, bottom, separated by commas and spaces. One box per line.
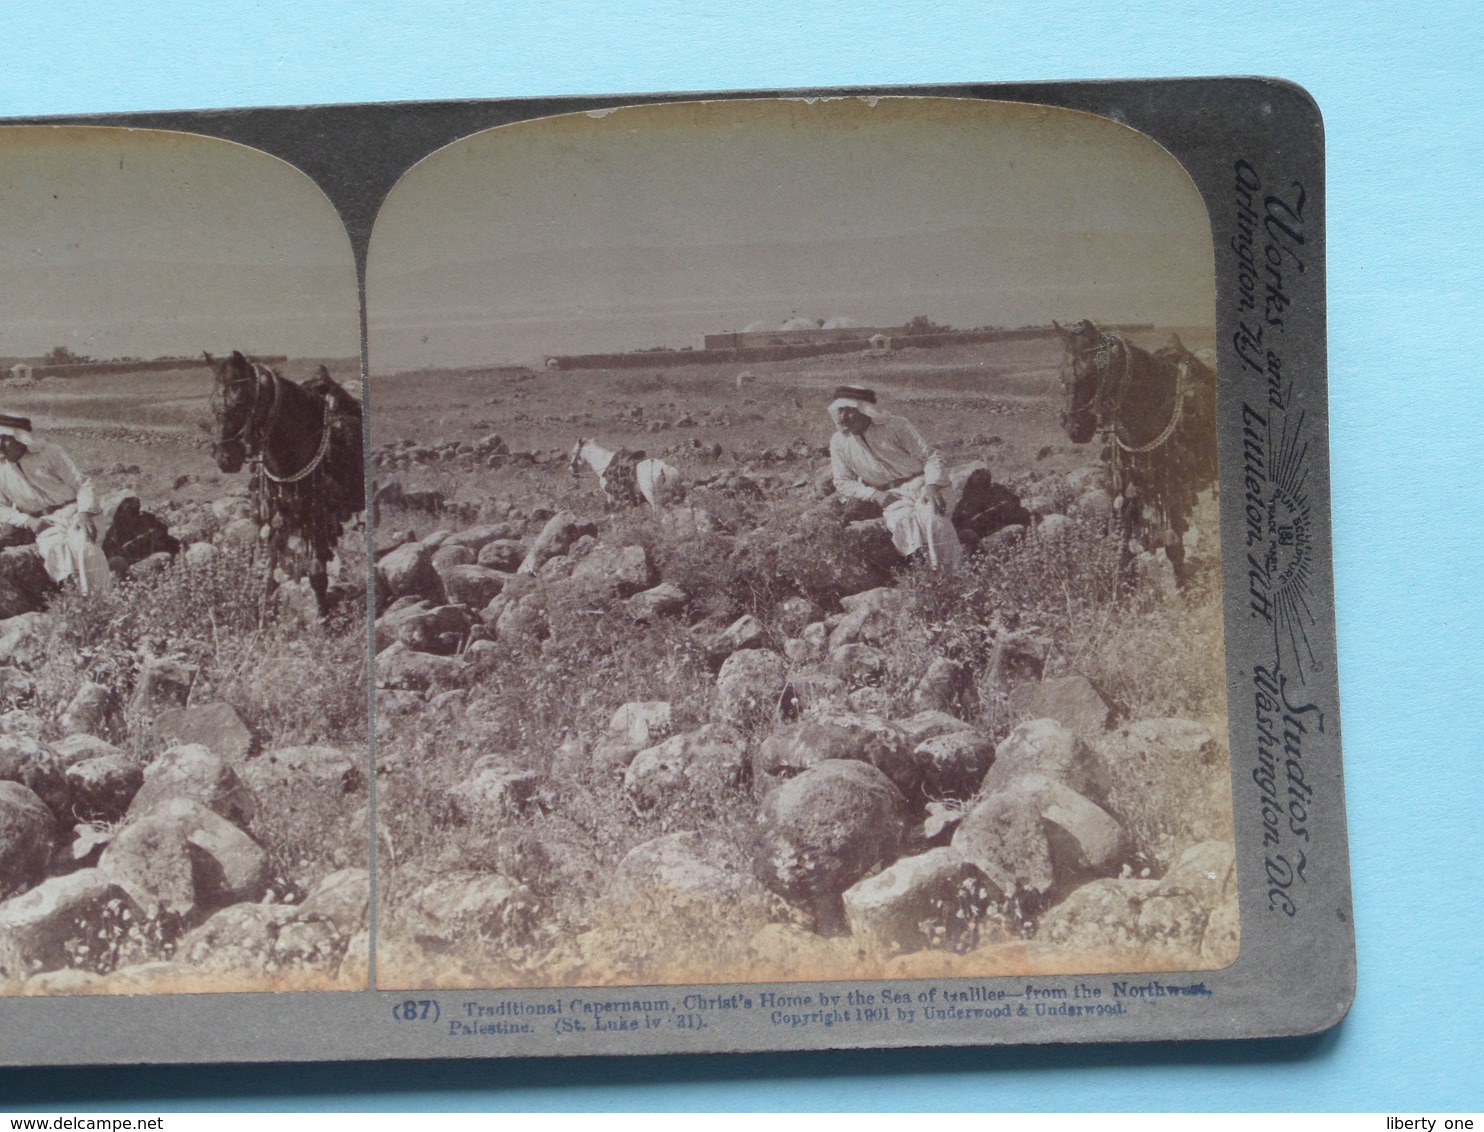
743, 320, 771, 333
780, 317, 818, 331
822, 316, 859, 329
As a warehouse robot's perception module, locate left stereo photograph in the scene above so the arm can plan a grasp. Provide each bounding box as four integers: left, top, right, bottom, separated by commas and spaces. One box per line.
0, 126, 370, 995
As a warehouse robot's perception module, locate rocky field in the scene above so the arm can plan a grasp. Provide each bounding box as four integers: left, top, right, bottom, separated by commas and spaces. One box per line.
0, 363, 368, 995
369, 333, 1238, 989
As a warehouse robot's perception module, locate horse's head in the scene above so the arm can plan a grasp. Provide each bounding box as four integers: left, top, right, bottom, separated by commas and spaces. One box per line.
1054, 319, 1107, 444
205, 349, 260, 473
568, 439, 586, 477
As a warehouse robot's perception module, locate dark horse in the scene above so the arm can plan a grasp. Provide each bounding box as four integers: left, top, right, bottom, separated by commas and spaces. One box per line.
205, 351, 364, 614
1054, 321, 1217, 582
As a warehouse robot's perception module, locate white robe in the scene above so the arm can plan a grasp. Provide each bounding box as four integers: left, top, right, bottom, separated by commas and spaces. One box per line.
0, 441, 112, 595
830, 411, 962, 569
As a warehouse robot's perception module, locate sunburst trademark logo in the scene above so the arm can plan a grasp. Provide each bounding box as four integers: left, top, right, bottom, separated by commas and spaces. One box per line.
1245, 401, 1318, 679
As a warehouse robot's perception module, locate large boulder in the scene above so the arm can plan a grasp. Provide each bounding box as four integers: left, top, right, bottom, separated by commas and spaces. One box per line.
911, 657, 980, 718
436, 563, 509, 609
238, 745, 364, 796
952, 774, 1124, 907
624, 725, 747, 808
613, 831, 768, 907
704, 614, 766, 662
1090, 719, 1229, 869
395, 871, 538, 953
1035, 877, 1159, 955
828, 587, 907, 650
374, 599, 474, 654
430, 542, 475, 574
569, 543, 656, 598
0, 781, 55, 896
152, 702, 254, 763
375, 642, 467, 693
753, 760, 907, 933
63, 755, 143, 824
295, 868, 371, 935
0, 734, 69, 820
842, 846, 1004, 954
173, 904, 290, 973
127, 745, 256, 827
753, 711, 917, 798
98, 798, 270, 919
627, 582, 688, 621
981, 718, 1110, 803
714, 650, 790, 729
913, 729, 996, 799
0, 869, 141, 982
1137, 840, 1237, 953
376, 539, 442, 604
59, 682, 124, 741
517, 512, 597, 575
827, 643, 887, 685
1022, 675, 1113, 737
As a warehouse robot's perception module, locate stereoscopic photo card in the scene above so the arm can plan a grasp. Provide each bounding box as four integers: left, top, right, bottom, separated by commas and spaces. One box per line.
0, 78, 1353, 1065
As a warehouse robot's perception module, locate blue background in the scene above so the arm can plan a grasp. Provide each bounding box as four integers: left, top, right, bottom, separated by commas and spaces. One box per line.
2, 0, 1480, 1112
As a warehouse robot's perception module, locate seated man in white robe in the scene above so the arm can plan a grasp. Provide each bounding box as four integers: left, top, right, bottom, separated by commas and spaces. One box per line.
828, 386, 962, 570
0, 414, 112, 596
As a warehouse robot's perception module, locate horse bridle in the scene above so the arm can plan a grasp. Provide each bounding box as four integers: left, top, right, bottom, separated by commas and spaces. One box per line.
1063, 333, 1188, 455
216, 359, 334, 483
214, 360, 282, 455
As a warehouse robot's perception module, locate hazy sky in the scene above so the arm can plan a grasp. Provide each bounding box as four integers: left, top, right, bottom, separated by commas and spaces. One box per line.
0, 126, 358, 361
368, 97, 1215, 372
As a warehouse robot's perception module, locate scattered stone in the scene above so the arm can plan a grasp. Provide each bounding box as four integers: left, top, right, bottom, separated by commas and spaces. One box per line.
63, 755, 143, 824
517, 512, 597, 575
128, 745, 255, 826
706, 614, 766, 661
753, 760, 907, 934
753, 711, 917, 798
913, 730, 996, 799
981, 718, 1110, 803
255, 746, 365, 795
827, 643, 886, 685
627, 582, 688, 621
0, 781, 56, 895
569, 543, 656, 598
778, 597, 825, 636
98, 797, 270, 918
374, 642, 467, 693
296, 868, 371, 934
0, 613, 54, 670
842, 846, 1003, 954
828, 587, 907, 649
448, 768, 542, 823
0, 869, 141, 981
153, 702, 254, 763
896, 710, 974, 748
48, 733, 126, 767
398, 872, 538, 951
608, 701, 673, 747
430, 543, 475, 574
1038, 513, 1072, 541
1022, 675, 1113, 738
988, 630, 1049, 693
476, 539, 526, 572
623, 725, 747, 808
129, 657, 198, 715
910, 657, 979, 717
436, 563, 508, 608
59, 682, 124, 740
714, 650, 790, 729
